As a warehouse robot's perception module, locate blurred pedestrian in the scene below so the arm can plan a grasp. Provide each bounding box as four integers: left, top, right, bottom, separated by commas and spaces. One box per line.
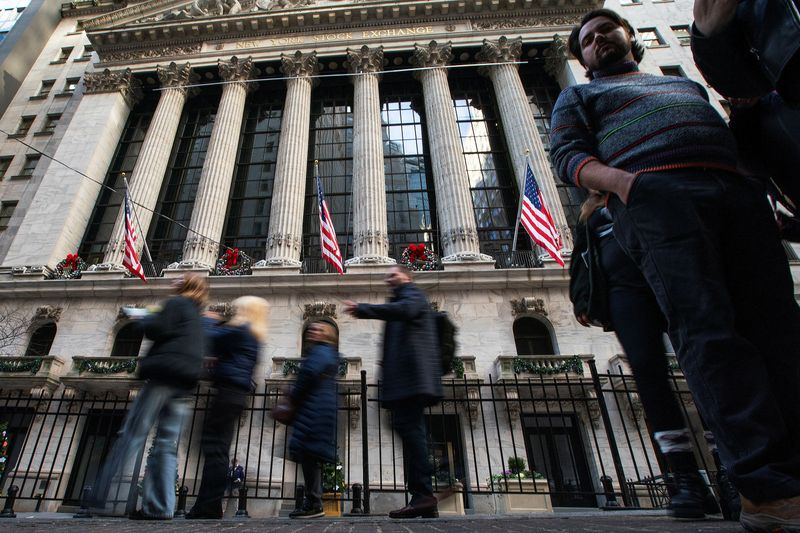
343, 265, 443, 519
287, 319, 341, 519
91, 274, 208, 520
552, 9, 800, 532
187, 296, 269, 519
571, 192, 736, 520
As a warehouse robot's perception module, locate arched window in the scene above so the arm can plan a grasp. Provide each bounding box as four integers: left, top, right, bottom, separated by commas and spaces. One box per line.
110, 323, 143, 357
513, 317, 555, 355
25, 323, 57, 357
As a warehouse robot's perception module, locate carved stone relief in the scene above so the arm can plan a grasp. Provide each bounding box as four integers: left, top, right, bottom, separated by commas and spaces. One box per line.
510, 297, 547, 317
471, 15, 581, 31
303, 302, 337, 321
280, 50, 319, 78
410, 40, 453, 69
157, 62, 200, 92
345, 45, 384, 74
476, 36, 522, 64
102, 45, 202, 63
219, 56, 254, 83
83, 68, 143, 106
34, 306, 63, 323
544, 35, 568, 79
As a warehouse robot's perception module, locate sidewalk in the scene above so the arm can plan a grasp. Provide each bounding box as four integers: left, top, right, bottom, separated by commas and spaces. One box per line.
0, 511, 743, 532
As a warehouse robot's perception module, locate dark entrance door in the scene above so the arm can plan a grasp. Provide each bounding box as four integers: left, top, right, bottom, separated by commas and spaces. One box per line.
0, 408, 35, 492
63, 409, 125, 504
523, 414, 596, 507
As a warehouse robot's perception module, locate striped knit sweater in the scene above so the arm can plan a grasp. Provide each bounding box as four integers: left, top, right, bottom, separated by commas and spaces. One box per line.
549, 62, 739, 187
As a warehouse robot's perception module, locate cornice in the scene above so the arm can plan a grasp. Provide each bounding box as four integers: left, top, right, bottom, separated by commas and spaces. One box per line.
0, 267, 570, 299
86, 0, 599, 62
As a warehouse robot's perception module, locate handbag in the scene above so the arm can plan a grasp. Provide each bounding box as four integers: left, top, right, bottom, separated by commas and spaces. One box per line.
271, 389, 296, 426
569, 221, 612, 330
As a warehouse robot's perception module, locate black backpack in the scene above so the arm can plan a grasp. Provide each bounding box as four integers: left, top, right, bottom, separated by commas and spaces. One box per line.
434, 310, 458, 375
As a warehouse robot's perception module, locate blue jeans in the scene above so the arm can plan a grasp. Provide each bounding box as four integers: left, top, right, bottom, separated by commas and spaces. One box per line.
608, 169, 800, 501
92, 382, 190, 518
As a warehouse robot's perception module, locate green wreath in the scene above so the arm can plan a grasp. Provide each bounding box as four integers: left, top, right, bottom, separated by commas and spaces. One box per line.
214, 248, 252, 276
52, 253, 86, 280
400, 244, 440, 272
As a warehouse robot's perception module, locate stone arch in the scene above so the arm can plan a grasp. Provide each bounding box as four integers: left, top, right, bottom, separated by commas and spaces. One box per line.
25, 322, 57, 357
512, 315, 557, 355
110, 322, 144, 357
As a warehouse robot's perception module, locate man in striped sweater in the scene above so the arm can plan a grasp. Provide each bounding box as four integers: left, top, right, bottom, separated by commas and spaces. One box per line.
550, 9, 800, 533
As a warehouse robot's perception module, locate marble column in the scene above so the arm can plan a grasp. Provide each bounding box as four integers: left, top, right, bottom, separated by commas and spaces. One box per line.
478, 36, 572, 249
261, 52, 319, 267
3, 69, 141, 270
179, 56, 253, 270
345, 45, 393, 265
102, 63, 198, 268
410, 41, 491, 263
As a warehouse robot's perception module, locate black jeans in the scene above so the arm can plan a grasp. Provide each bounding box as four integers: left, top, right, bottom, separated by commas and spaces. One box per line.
301, 459, 322, 510
599, 233, 686, 434
391, 399, 433, 504
609, 169, 800, 501
192, 387, 248, 515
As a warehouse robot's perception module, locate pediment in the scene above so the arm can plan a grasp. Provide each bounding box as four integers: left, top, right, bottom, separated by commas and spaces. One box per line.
82, 0, 600, 64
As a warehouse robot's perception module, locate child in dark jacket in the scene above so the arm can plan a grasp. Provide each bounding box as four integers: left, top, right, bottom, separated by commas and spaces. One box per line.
288, 320, 340, 519
187, 296, 269, 519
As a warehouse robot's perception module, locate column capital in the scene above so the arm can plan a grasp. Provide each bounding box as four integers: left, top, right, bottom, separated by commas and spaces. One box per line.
83, 68, 142, 106
410, 40, 453, 69
345, 45, 384, 75
157, 62, 200, 93
280, 50, 320, 78
219, 56, 255, 85
543, 34, 568, 79
476, 36, 523, 64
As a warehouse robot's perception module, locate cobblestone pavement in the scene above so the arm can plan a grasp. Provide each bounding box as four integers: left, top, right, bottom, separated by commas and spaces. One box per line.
1, 512, 743, 532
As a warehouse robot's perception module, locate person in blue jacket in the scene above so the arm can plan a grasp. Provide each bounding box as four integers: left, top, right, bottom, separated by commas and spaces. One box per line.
186, 295, 269, 519
288, 319, 341, 519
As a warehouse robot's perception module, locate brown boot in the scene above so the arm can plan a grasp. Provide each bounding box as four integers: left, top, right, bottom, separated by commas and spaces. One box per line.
740, 494, 800, 532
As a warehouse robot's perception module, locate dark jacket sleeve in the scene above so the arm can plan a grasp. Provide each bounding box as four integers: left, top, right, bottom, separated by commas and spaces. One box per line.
690, 21, 772, 98
355, 288, 426, 322
549, 86, 599, 187
141, 298, 181, 342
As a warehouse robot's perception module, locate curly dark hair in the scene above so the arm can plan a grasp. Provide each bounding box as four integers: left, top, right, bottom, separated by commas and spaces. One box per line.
567, 9, 645, 69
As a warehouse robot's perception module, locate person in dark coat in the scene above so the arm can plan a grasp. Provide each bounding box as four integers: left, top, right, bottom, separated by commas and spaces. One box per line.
91, 274, 208, 520
287, 319, 340, 519
343, 265, 443, 519
187, 296, 269, 519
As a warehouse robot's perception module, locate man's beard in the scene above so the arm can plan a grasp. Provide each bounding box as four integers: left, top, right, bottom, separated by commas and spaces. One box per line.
596, 42, 632, 70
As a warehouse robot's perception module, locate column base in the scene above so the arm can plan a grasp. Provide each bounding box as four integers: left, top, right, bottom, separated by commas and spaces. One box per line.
251, 265, 301, 276
254, 258, 302, 268
163, 261, 211, 278
82, 263, 129, 279
11, 265, 52, 280
344, 255, 396, 266
441, 252, 494, 263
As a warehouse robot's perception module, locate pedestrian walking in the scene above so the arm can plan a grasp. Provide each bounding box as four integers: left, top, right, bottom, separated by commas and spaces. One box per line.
91, 274, 209, 520
343, 265, 443, 519
226, 458, 245, 496
551, 9, 800, 532
287, 319, 341, 519
570, 192, 737, 520
186, 296, 269, 519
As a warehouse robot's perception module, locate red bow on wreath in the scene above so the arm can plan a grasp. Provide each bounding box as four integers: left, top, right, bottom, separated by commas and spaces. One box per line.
408, 243, 427, 263
224, 248, 240, 269
65, 253, 79, 270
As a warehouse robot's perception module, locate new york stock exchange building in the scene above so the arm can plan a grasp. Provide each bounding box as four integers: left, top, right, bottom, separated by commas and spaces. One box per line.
0, 0, 735, 517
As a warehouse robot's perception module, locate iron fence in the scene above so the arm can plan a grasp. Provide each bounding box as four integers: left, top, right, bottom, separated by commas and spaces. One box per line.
0, 361, 720, 515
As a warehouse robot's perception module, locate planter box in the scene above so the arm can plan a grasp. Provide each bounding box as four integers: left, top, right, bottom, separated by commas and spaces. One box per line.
435, 481, 465, 515
322, 492, 342, 517
496, 479, 553, 514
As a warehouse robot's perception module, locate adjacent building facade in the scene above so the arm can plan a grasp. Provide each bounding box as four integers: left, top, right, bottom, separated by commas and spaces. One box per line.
0, 0, 796, 516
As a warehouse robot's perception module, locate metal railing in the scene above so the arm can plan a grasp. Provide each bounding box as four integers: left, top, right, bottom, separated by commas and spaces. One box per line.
493, 250, 543, 269
0, 362, 718, 515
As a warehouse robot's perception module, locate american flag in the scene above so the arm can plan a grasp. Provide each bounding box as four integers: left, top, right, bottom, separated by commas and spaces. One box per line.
122, 190, 146, 281
316, 172, 344, 274
520, 162, 564, 266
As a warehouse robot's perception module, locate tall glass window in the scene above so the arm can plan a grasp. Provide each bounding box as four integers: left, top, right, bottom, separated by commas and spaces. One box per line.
220, 88, 284, 262
301, 75, 353, 271
147, 89, 220, 263
450, 69, 518, 255
79, 93, 156, 264
520, 60, 585, 238
381, 76, 438, 259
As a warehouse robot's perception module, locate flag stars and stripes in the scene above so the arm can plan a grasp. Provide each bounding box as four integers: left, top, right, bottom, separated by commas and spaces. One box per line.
520, 162, 564, 267
316, 171, 344, 275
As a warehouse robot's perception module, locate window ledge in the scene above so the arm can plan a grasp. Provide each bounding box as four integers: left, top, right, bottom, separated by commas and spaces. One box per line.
54, 92, 74, 98
29, 95, 49, 101
9, 175, 32, 180
646, 44, 670, 49
34, 131, 54, 137
6, 133, 26, 139
50, 60, 68, 65
74, 57, 91, 62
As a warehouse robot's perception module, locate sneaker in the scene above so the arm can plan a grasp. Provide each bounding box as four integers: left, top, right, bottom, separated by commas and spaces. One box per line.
667, 472, 708, 519
289, 506, 325, 519
740, 495, 800, 533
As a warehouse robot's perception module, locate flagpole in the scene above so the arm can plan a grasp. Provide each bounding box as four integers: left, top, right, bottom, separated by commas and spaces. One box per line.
122, 174, 153, 263
511, 149, 530, 253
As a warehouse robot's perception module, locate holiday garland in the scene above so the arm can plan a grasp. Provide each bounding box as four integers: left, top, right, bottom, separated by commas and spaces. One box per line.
52, 253, 86, 280
448, 358, 465, 379
0, 421, 8, 475
214, 248, 252, 276
282, 359, 349, 378
76, 358, 138, 374
399, 244, 440, 272
0, 357, 43, 374
511, 355, 584, 376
